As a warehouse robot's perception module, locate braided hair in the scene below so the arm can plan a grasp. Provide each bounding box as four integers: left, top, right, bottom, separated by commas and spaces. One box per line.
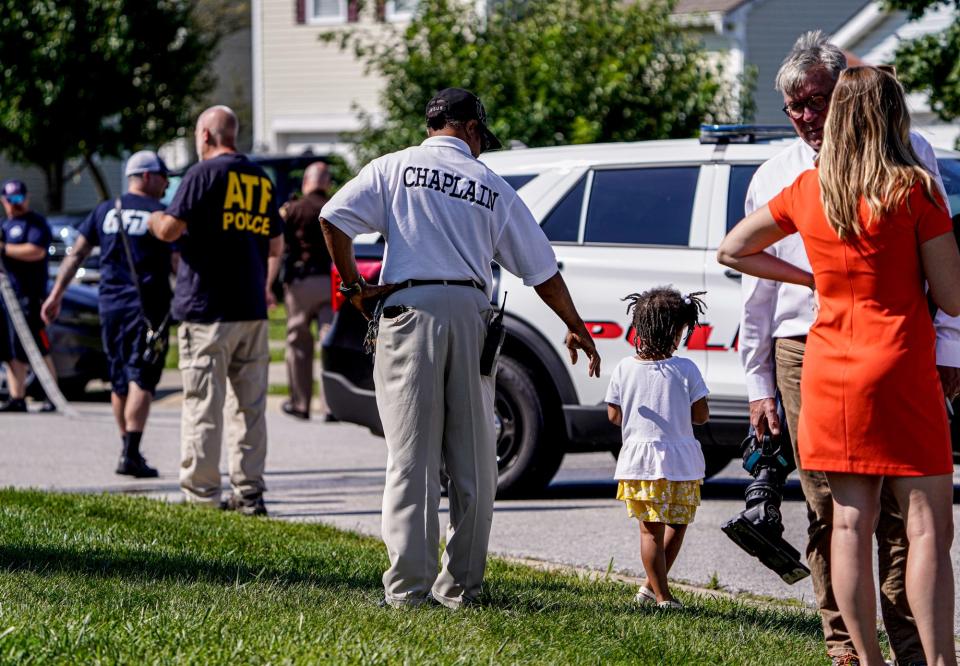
623, 287, 706, 360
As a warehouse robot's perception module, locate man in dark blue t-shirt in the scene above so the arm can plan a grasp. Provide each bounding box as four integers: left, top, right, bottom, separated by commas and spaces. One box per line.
43, 151, 176, 478
0, 180, 56, 413
149, 105, 283, 516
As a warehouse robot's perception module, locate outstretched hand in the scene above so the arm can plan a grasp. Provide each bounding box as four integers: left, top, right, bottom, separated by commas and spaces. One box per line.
351, 283, 399, 320
565, 330, 601, 377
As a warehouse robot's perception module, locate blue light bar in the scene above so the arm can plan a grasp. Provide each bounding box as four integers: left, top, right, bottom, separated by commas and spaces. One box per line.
700, 124, 796, 144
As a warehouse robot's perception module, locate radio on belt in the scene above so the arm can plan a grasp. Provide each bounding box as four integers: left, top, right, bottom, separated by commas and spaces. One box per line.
480, 292, 507, 376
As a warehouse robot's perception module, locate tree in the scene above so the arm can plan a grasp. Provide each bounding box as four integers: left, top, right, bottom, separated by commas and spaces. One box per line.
327, 0, 743, 165
889, 0, 960, 145
0, 1, 219, 212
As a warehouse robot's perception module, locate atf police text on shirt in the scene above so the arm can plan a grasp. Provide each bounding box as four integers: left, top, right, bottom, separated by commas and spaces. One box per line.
223, 172, 274, 235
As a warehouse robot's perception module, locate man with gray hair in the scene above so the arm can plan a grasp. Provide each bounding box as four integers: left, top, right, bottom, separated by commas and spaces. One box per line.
148, 105, 284, 516
739, 30, 959, 665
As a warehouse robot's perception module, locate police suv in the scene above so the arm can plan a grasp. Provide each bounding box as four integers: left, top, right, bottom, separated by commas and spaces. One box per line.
321, 125, 960, 495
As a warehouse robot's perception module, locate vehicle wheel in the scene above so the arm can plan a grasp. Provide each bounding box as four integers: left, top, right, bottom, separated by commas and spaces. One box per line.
703, 446, 735, 479
494, 356, 563, 497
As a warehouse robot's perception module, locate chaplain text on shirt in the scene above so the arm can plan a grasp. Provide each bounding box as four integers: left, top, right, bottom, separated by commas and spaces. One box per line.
401, 166, 501, 212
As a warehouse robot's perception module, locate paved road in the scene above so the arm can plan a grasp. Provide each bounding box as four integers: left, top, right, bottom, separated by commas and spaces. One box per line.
2, 401, 959, 629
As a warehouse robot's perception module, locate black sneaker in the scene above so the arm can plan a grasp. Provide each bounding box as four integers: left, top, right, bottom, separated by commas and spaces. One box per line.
116, 454, 159, 478
281, 401, 309, 420
39, 400, 56, 413
220, 493, 268, 517
0, 399, 27, 413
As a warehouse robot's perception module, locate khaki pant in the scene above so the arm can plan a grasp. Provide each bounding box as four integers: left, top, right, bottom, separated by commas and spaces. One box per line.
179, 320, 269, 504
284, 275, 333, 416
775, 338, 923, 663
374, 285, 496, 608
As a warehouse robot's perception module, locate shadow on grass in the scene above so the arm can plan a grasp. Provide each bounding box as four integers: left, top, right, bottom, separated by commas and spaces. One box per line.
0, 542, 381, 592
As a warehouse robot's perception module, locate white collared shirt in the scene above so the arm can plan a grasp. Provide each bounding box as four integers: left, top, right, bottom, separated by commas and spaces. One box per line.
739, 134, 960, 401
320, 136, 559, 296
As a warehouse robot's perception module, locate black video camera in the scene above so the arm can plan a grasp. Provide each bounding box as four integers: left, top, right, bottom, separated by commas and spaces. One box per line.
721, 409, 810, 584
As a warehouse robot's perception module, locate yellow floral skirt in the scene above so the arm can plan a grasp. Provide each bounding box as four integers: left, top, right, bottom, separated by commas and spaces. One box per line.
617, 479, 703, 524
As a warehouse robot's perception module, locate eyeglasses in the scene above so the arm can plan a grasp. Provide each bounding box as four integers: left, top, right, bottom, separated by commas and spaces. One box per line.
782, 95, 829, 120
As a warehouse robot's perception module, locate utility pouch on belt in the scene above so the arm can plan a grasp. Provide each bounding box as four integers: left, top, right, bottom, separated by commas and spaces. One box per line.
480, 292, 507, 376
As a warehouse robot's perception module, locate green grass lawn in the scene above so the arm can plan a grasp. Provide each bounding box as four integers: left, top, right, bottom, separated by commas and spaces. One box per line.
0, 490, 829, 665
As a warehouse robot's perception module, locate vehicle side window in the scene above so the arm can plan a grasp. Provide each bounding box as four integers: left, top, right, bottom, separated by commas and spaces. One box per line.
503, 174, 536, 191
727, 165, 759, 232
541, 175, 586, 243
936, 158, 960, 218
584, 167, 699, 245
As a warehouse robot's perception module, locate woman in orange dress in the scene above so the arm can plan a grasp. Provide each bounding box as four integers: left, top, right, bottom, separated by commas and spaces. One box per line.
719, 66, 960, 666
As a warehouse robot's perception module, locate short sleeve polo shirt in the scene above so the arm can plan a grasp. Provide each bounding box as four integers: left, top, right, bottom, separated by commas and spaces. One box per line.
165, 153, 284, 323
1, 211, 52, 303
321, 136, 558, 295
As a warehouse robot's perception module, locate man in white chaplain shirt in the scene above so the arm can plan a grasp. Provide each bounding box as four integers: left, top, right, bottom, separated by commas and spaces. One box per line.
320, 88, 601, 609
739, 31, 959, 666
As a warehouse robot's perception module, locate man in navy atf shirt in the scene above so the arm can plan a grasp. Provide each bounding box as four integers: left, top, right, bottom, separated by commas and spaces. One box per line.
0, 180, 56, 414
149, 105, 283, 517
43, 150, 176, 478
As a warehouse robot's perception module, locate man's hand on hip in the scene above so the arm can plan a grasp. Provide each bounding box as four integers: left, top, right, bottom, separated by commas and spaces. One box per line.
351, 283, 398, 320
750, 397, 780, 438
938, 365, 960, 401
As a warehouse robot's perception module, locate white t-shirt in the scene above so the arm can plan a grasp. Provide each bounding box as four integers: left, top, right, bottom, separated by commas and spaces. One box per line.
320, 136, 559, 296
604, 355, 709, 481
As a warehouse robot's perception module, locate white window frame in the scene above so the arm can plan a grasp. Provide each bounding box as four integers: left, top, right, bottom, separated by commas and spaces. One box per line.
385, 0, 417, 22
307, 0, 348, 25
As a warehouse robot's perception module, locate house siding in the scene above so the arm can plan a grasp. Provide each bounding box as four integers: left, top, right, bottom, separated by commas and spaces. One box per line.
745, 0, 870, 123
256, 0, 388, 153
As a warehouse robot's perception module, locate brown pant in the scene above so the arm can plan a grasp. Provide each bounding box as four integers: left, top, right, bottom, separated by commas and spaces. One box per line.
283, 275, 332, 416
775, 338, 923, 663
178, 320, 269, 504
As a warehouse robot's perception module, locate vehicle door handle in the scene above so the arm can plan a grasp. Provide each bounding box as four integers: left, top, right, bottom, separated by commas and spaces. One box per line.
724, 269, 742, 281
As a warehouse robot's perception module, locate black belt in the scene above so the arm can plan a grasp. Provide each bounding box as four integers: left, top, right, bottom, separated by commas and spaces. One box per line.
779, 335, 807, 344
397, 279, 484, 291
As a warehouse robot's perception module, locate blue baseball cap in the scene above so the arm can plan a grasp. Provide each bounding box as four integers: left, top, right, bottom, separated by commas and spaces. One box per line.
124, 150, 169, 177
1, 180, 26, 205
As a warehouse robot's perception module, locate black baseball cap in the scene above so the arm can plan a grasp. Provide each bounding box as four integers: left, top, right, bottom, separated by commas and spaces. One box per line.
425, 88, 502, 151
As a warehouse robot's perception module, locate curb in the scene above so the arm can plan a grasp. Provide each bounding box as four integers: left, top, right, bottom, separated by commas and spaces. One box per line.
499, 555, 735, 601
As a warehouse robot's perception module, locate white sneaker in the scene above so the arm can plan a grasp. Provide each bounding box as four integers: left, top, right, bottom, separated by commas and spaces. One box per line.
657, 599, 683, 609
633, 585, 656, 605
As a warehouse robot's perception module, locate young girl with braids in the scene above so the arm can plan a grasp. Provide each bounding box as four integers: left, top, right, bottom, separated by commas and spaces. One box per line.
605, 287, 710, 608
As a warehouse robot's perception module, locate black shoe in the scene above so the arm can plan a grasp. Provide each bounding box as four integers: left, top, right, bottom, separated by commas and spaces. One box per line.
220, 492, 268, 517
323, 413, 339, 423
116, 454, 159, 478
39, 400, 56, 413
0, 399, 27, 413
281, 402, 309, 420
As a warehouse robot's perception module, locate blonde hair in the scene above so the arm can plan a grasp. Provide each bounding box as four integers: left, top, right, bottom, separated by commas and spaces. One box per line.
818, 66, 940, 240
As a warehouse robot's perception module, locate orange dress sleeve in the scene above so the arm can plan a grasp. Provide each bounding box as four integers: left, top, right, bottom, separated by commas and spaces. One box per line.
768, 169, 816, 235
914, 184, 954, 244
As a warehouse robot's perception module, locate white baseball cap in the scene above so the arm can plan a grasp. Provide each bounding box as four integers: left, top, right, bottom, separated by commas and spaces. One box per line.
124, 150, 169, 177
